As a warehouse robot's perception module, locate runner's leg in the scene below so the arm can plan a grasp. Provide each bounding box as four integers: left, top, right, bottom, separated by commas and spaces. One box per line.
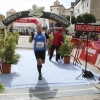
34, 51, 42, 80
41, 51, 46, 64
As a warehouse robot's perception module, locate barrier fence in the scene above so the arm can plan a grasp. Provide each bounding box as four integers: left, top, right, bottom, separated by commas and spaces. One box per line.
71, 38, 100, 70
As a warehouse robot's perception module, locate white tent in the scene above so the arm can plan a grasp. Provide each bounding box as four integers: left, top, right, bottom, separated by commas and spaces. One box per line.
13, 18, 49, 33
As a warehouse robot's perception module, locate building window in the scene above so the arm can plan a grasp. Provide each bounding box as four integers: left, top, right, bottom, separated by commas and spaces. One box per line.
78, 9, 80, 14
51, 9, 52, 11
87, 2, 88, 7
82, 3, 84, 9
57, 8, 59, 10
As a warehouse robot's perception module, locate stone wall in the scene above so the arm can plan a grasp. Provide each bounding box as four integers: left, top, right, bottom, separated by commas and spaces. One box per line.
90, 0, 100, 23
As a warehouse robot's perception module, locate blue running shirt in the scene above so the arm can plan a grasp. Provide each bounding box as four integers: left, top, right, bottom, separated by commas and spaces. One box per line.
34, 32, 46, 51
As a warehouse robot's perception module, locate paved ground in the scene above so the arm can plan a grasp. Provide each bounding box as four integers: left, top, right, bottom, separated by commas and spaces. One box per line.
0, 36, 100, 100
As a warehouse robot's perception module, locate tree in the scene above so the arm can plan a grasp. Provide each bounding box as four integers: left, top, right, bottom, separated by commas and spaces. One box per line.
76, 15, 83, 23
66, 16, 70, 22
71, 16, 76, 24
82, 13, 96, 23
66, 16, 76, 24
76, 13, 96, 24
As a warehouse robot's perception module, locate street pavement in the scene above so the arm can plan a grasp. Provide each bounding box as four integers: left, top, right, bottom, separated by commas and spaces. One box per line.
0, 36, 100, 100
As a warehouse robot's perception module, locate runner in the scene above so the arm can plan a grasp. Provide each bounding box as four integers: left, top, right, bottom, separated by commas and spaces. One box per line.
29, 23, 50, 80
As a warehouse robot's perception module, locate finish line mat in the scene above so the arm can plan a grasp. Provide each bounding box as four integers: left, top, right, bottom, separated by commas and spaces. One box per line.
0, 49, 100, 89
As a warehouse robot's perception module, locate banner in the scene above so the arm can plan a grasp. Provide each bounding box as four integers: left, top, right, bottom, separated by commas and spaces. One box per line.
79, 41, 100, 65
14, 18, 39, 24
1, 4, 70, 27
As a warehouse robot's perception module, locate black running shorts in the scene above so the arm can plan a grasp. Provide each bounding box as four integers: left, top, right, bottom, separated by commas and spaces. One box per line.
34, 50, 46, 60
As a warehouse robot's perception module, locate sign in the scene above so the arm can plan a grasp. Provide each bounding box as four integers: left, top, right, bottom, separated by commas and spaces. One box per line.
75, 24, 100, 32
91, 41, 100, 50
14, 18, 39, 24
79, 41, 99, 65
1, 4, 70, 27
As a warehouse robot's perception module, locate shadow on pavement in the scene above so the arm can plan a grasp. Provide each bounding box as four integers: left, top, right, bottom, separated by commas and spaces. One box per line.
51, 60, 80, 71
0, 72, 20, 88
29, 77, 58, 99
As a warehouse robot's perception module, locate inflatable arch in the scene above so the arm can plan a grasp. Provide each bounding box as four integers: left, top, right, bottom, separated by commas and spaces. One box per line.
0, 4, 70, 28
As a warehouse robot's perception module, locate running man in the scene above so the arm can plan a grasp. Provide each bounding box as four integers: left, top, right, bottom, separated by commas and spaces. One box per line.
29, 23, 50, 80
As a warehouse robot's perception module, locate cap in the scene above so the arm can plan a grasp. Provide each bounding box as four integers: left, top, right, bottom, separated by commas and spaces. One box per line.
58, 27, 62, 31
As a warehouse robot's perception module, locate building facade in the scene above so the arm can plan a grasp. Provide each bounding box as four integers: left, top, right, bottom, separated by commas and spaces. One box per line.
90, 0, 100, 23
74, 0, 90, 17
6, 9, 16, 29
49, 0, 71, 28
74, 0, 100, 23
50, 0, 71, 16
50, 0, 65, 15
6, 9, 16, 18
0, 14, 5, 21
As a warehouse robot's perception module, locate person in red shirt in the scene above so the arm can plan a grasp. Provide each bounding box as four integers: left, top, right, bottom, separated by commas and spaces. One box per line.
49, 27, 63, 61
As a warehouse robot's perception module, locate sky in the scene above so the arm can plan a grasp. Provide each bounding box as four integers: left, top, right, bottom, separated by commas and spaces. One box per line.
0, 0, 75, 17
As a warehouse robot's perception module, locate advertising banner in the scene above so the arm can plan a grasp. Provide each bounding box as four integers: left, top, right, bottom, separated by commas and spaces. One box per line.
14, 18, 39, 24
79, 41, 100, 65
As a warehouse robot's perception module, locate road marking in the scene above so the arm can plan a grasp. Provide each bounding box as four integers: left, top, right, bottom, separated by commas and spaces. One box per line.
0, 87, 95, 96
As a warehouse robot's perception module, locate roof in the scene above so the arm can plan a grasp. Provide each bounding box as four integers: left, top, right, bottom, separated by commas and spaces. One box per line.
50, 5, 64, 7
74, 0, 81, 5
71, 2, 75, 7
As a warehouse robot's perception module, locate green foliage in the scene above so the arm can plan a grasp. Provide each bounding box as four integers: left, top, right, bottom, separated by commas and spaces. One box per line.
6, 30, 19, 41
58, 35, 72, 56
0, 33, 4, 49
71, 16, 76, 24
46, 34, 53, 50
76, 13, 96, 23
0, 82, 4, 93
82, 13, 96, 23
46, 44, 51, 49
66, 16, 76, 24
76, 15, 83, 23
98, 35, 100, 39
0, 68, 4, 93
66, 16, 70, 21
0, 30, 21, 64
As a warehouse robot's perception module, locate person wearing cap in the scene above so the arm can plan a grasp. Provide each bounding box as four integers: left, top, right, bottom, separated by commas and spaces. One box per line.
49, 27, 63, 62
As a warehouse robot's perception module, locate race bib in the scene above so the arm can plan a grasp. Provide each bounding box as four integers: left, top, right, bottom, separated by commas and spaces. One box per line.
36, 42, 44, 49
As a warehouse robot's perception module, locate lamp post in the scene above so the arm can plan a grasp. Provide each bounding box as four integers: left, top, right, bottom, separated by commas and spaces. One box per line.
70, 7, 73, 23
43, 19, 46, 27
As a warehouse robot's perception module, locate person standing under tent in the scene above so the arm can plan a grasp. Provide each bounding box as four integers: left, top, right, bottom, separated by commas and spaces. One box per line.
29, 23, 50, 80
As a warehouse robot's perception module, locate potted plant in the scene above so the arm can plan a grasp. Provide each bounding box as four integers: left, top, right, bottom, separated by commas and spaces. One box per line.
58, 35, 72, 64
7, 30, 20, 44
0, 32, 20, 73
47, 34, 53, 54
0, 82, 4, 93
0, 70, 5, 93
47, 43, 51, 54
13, 30, 20, 44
